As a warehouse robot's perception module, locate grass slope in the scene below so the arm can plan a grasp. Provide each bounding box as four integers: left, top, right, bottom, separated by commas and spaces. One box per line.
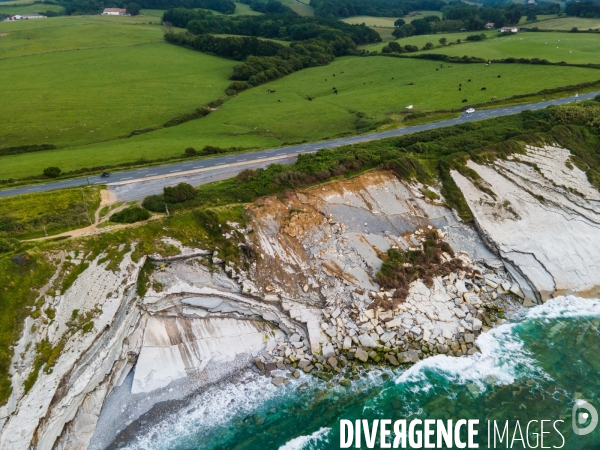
521, 17, 600, 31
0, 18, 236, 150
0, 4, 64, 15
3, 56, 600, 179
412, 31, 600, 65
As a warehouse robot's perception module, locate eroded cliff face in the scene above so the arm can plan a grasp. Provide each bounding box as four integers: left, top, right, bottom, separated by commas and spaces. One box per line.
452, 145, 600, 301
2, 145, 599, 450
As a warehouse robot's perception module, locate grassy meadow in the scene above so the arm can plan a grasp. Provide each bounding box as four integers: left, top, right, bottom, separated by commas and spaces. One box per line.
412, 31, 600, 65
0, 17, 236, 150
341, 10, 442, 28
0, 3, 64, 15
3, 55, 600, 179
521, 17, 600, 30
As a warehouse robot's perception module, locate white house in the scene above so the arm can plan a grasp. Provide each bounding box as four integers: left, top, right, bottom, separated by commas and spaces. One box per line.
500, 27, 518, 33
102, 8, 127, 15
5, 14, 46, 21
485, 22, 495, 29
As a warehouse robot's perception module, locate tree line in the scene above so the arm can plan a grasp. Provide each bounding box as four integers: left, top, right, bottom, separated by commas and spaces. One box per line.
55, 0, 235, 16
308, 0, 444, 19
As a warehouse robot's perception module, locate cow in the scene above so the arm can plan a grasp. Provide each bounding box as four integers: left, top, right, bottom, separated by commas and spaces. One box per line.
468, 79, 471, 82
481, 87, 486, 90
498, 75, 501, 78
459, 87, 461, 91
462, 99, 468, 102
491, 96, 497, 100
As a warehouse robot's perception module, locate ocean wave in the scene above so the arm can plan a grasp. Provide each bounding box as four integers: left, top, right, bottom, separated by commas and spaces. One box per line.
523, 295, 600, 320
394, 296, 600, 395
278, 427, 331, 450
124, 374, 308, 450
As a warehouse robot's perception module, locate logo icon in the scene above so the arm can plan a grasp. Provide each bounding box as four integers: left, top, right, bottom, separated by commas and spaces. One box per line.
572, 400, 598, 436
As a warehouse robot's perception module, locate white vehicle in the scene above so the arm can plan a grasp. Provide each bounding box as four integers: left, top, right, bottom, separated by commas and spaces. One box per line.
465, 108, 476, 114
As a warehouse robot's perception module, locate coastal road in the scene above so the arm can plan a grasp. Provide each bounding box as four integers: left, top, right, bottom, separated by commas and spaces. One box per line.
1, 91, 597, 199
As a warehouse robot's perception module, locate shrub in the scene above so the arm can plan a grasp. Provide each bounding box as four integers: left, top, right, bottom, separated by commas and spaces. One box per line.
163, 183, 196, 204
404, 45, 419, 53
423, 42, 434, 50
236, 168, 258, 184
43, 167, 61, 178
109, 206, 150, 224
570, 27, 578, 33
142, 195, 166, 212
0, 238, 20, 254
184, 147, 197, 157
393, 18, 405, 27
381, 45, 393, 53
200, 145, 228, 155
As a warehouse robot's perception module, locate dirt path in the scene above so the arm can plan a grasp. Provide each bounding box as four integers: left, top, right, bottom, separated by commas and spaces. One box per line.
25, 189, 122, 242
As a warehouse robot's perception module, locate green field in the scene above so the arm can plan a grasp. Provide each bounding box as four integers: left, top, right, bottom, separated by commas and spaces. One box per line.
0, 17, 236, 151
360, 30, 498, 52
0, 3, 64, 15
341, 10, 441, 28
341, 15, 400, 27
3, 55, 600, 179
520, 17, 600, 30
411, 31, 600, 65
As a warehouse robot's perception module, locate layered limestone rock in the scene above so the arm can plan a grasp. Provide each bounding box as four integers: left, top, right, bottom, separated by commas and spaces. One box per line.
451, 145, 600, 301
3, 148, 599, 449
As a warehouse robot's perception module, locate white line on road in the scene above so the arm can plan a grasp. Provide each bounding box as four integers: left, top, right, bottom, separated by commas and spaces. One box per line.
169, 170, 181, 173
146, 173, 158, 177
121, 177, 133, 180
192, 166, 204, 169
215, 163, 225, 166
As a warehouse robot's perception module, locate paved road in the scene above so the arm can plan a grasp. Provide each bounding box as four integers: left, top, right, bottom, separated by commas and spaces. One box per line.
1, 91, 596, 199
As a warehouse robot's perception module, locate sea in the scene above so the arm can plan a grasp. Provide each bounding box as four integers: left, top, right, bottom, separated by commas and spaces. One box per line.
123, 296, 600, 450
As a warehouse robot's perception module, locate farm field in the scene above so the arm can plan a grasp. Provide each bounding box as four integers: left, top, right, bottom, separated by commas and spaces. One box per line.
341, 10, 441, 28
0, 17, 236, 150
412, 31, 600, 65
520, 17, 600, 30
0, 3, 64, 15
360, 30, 497, 52
3, 55, 600, 179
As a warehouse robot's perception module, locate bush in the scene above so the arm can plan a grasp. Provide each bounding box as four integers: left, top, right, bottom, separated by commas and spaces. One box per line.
404, 44, 419, 52
142, 195, 166, 212
382, 45, 393, 53
388, 41, 402, 52
466, 34, 486, 42
236, 168, 259, 184
184, 147, 197, 157
0, 238, 20, 254
163, 183, 197, 204
394, 18, 405, 27
200, 145, 228, 155
109, 206, 150, 224
43, 167, 61, 178
423, 42, 434, 50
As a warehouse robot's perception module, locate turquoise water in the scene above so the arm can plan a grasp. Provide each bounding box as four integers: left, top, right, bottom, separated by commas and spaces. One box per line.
127, 297, 600, 450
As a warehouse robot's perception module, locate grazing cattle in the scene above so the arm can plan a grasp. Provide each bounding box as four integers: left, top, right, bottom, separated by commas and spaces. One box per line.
306, 95, 313, 101
333, 74, 335, 76
325, 79, 327, 81
459, 83, 462, 87
332, 87, 336, 90
278, 99, 281, 102
468, 79, 471, 82
436, 68, 439, 71
334, 90, 338, 95
267, 89, 276, 93
491, 96, 497, 100
462, 99, 468, 102
459, 88, 461, 91
498, 75, 501, 78
392, 77, 394, 79
481, 87, 486, 90
448, 65, 452, 67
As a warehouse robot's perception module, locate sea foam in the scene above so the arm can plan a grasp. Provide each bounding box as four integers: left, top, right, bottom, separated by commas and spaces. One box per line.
278, 427, 331, 450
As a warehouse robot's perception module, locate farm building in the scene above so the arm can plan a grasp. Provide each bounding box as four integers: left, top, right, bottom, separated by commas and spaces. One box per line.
4, 14, 46, 21
102, 8, 127, 15
485, 22, 495, 29
500, 27, 518, 33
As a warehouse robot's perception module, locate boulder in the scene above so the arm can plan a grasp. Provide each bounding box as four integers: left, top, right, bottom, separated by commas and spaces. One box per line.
322, 343, 335, 358
358, 333, 378, 348
397, 350, 420, 364
355, 348, 369, 362
386, 354, 400, 366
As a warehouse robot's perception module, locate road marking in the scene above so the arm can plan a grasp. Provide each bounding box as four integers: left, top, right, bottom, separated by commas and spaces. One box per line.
215, 163, 225, 166
237, 159, 247, 162
192, 166, 204, 169
169, 170, 180, 173
121, 177, 133, 180
146, 173, 158, 177
277, 153, 286, 155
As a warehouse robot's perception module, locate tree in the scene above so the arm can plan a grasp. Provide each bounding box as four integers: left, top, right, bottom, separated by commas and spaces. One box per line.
392, 23, 415, 38
411, 19, 431, 35
163, 183, 196, 203
388, 41, 402, 52
126, 2, 140, 15
184, 147, 197, 157
393, 18, 405, 27
423, 15, 440, 22
526, 11, 537, 22
423, 42, 434, 50
381, 45, 393, 53
439, 37, 447, 45
43, 167, 61, 178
